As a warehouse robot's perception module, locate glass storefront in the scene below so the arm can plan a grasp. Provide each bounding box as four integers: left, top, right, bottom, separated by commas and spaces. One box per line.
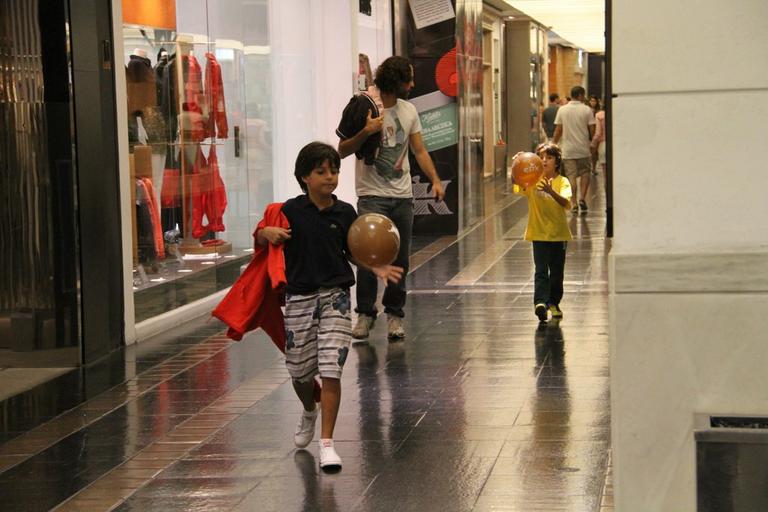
120, 0, 273, 322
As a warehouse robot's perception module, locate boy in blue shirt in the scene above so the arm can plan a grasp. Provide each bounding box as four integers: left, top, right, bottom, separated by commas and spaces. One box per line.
257, 142, 401, 470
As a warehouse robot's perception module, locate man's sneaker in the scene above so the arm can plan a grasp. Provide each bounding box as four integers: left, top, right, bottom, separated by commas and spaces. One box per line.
579, 199, 588, 212
387, 314, 405, 339
352, 315, 375, 339
318, 439, 342, 470
294, 406, 318, 448
549, 304, 563, 319
535, 303, 548, 322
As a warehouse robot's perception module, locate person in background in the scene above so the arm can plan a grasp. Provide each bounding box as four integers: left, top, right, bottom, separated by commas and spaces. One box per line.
542, 93, 560, 141
588, 95, 602, 174
553, 86, 595, 214
591, 101, 606, 176
588, 95, 601, 114
337, 56, 444, 341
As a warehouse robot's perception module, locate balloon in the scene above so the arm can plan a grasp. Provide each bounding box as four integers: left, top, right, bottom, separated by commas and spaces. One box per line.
512, 152, 544, 187
347, 213, 400, 268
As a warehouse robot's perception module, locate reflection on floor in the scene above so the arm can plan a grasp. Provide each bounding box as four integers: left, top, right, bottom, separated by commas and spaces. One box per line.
0, 367, 72, 403
0, 173, 613, 511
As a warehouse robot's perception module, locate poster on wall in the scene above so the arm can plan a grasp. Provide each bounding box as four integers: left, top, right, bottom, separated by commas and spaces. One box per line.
411, 92, 457, 153
408, 0, 455, 30
404, 0, 458, 235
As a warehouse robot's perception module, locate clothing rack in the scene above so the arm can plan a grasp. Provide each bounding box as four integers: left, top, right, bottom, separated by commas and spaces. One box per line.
174, 44, 230, 256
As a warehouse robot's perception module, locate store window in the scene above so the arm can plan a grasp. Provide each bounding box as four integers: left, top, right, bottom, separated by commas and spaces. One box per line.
121, 0, 273, 322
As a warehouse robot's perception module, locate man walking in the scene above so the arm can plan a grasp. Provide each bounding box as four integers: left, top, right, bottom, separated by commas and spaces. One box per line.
553, 86, 595, 213
542, 93, 560, 141
336, 56, 444, 340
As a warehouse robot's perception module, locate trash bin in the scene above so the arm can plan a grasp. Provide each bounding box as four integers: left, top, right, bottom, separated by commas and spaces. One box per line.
695, 414, 768, 512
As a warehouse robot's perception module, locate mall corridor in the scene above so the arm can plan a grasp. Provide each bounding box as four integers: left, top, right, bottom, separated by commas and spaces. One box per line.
0, 176, 612, 512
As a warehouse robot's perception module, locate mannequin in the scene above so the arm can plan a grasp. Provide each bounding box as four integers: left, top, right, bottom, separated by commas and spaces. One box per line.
127, 47, 156, 116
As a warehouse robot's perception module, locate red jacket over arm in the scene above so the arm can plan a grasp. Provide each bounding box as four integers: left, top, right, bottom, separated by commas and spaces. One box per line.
212, 203, 322, 401
212, 203, 288, 345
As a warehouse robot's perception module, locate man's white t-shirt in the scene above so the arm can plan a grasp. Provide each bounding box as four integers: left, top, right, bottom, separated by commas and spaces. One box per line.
554, 101, 595, 159
355, 98, 422, 198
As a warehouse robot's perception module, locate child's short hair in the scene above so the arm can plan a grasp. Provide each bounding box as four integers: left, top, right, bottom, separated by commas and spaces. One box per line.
374, 56, 412, 95
294, 142, 341, 192
536, 142, 563, 173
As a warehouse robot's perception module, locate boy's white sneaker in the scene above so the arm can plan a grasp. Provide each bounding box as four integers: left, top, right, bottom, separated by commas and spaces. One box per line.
352, 315, 375, 339
318, 439, 342, 470
387, 314, 405, 339
294, 406, 318, 448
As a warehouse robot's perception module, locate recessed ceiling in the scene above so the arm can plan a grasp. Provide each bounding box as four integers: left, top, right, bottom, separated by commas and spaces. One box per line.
502, 0, 605, 53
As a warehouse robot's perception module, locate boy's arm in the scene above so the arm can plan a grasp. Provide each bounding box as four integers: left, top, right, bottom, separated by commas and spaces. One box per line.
256, 226, 291, 246
538, 179, 571, 208
349, 256, 403, 284
338, 111, 382, 158
409, 132, 445, 201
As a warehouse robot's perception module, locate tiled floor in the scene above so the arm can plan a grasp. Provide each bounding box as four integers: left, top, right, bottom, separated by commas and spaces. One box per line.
0, 172, 612, 511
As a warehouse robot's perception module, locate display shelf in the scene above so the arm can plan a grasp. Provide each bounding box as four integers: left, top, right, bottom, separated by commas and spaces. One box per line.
179, 240, 232, 254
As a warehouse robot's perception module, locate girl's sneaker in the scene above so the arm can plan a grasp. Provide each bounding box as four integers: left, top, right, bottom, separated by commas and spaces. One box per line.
549, 304, 563, 318
535, 303, 548, 322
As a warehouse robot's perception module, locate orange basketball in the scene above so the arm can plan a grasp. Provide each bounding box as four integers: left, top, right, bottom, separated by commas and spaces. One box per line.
512, 152, 544, 187
347, 213, 400, 268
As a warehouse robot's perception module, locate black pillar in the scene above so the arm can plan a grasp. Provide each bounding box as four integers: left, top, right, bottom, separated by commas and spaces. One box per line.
69, 0, 124, 362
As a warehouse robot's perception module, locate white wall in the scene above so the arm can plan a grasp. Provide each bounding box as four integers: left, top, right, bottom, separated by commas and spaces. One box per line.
269, 0, 318, 201
356, 0, 393, 73
269, 0, 366, 206
611, 0, 768, 510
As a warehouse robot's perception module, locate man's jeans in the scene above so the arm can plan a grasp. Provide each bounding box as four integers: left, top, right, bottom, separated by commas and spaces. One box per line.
355, 196, 414, 319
